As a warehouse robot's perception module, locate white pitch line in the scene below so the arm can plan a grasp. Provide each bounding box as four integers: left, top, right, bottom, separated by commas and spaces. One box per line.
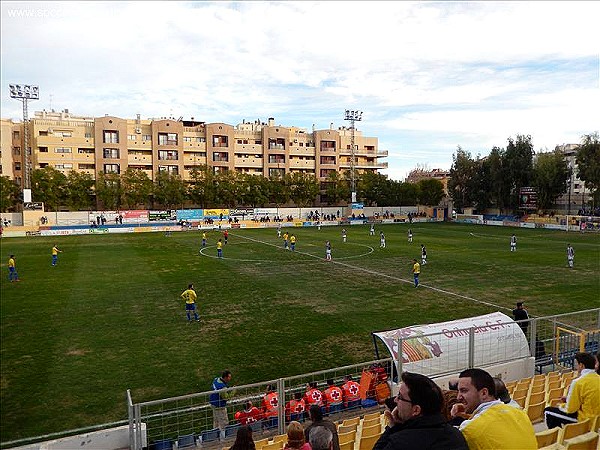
232, 232, 512, 312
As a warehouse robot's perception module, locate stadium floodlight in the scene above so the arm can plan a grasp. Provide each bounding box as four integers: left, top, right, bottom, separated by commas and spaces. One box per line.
9, 84, 39, 191
344, 109, 363, 203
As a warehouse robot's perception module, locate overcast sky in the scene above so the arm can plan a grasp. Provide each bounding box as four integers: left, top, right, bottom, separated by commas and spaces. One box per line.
1, 1, 598, 180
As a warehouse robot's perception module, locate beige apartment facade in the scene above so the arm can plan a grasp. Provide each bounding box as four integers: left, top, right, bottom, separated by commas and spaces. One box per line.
2, 110, 388, 202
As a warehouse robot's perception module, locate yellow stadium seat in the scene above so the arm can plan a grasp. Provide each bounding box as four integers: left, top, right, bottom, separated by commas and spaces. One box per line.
342, 417, 361, 428
262, 441, 284, 450
563, 432, 599, 450
255, 438, 270, 450
526, 400, 546, 424
361, 417, 381, 429
531, 383, 546, 395
513, 391, 528, 409
338, 424, 358, 434
338, 430, 357, 445
560, 419, 591, 443
547, 379, 562, 391
362, 412, 381, 422
360, 423, 382, 438
528, 390, 546, 407
272, 434, 288, 444
339, 441, 355, 450
536, 427, 561, 448
547, 387, 564, 403
358, 433, 382, 450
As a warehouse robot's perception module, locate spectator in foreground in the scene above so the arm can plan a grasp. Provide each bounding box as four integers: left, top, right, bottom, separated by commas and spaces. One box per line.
373, 372, 468, 450
544, 352, 600, 428
453, 368, 536, 449
309, 426, 332, 450
284, 421, 311, 450
230, 425, 255, 450
304, 405, 339, 450
210, 370, 234, 432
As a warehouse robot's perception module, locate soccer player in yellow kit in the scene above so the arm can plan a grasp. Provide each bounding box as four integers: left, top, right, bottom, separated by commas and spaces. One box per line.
51, 244, 62, 266
181, 284, 199, 322
217, 239, 223, 258
8, 254, 19, 282
412, 259, 420, 287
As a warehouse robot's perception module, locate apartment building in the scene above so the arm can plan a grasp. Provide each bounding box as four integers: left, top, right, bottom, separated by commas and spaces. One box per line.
405, 167, 451, 194
3, 110, 388, 201
555, 143, 591, 213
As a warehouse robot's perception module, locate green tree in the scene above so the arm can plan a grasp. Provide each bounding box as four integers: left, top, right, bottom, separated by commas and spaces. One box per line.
575, 132, 600, 205
95, 172, 122, 210
153, 171, 187, 209
120, 168, 152, 209
65, 171, 95, 211
358, 172, 388, 206
325, 172, 350, 205
532, 150, 569, 212
268, 173, 290, 206
31, 167, 68, 211
188, 165, 215, 208
448, 147, 477, 212
417, 178, 445, 206
486, 147, 509, 210
288, 172, 319, 207
504, 135, 534, 211
0, 176, 21, 212
214, 170, 239, 207
241, 174, 269, 207
471, 158, 491, 212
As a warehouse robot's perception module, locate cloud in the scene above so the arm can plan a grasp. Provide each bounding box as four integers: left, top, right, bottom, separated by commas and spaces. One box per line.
2, 1, 598, 181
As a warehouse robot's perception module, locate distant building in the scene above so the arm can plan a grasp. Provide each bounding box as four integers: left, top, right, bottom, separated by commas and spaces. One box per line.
555, 143, 591, 214
1, 111, 388, 203
405, 167, 451, 195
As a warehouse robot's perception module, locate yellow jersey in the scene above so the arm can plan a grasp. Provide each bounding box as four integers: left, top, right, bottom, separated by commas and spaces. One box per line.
8, 257, 15, 268
52, 246, 60, 256
217, 241, 223, 250
181, 288, 197, 304
413, 262, 420, 274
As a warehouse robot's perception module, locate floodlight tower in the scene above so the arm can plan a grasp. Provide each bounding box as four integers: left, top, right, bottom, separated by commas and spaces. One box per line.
344, 109, 362, 203
9, 84, 39, 192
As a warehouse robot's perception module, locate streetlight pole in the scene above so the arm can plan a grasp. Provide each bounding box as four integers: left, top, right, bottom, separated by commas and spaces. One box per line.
9, 84, 39, 198
567, 164, 572, 215
344, 109, 362, 204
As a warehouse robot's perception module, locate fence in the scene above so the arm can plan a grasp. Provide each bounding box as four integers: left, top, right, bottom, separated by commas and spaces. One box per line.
127, 309, 599, 450
128, 358, 390, 450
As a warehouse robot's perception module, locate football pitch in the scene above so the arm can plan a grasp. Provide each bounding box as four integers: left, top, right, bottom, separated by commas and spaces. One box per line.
1, 222, 598, 442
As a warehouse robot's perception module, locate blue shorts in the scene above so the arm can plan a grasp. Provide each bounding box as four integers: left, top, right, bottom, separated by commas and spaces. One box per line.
185, 303, 196, 311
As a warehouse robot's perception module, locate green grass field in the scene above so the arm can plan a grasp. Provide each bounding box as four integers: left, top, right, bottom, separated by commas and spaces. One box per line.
1, 222, 599, 443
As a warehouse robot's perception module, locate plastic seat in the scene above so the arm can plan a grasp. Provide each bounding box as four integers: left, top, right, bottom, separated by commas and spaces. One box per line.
362, 412, 381, 422
200, 428, 221, 443
358, 433, 382, 450
361, 417, 380, 429
249, 420, 263, 433
263, 416, 278, 430
338, 424, 357, 434
255, 438, 270, 450
563, 432, 599, 450
338, 430, 357, 445
339, 441, 355, 450
342, 417, 361, 427
346, 399, 362, 411
272, 434, 288, 444
536, 428, 560, 448
262, 441, 284, 450
150, 438, 174, 450
526, 400, 546, 424
224, 423, 241, 439
527, 390, 546, 407
360, 423, 381, 438
177, 434, 196, 449
560, 419, 591, 443
329, 403, 343, 415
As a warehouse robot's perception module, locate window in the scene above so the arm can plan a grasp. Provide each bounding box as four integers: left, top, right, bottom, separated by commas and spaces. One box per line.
13, 147, 21, 156
103, 163, 120, 174
196, 137, 206, 143
142, 134, 152, 141
320, 141, 336, 150
103, 130, 119, 143
213, 152, 229, 162
14, 163, 21, 171
85, 132, 92, 138
158, 150, 178, 160
55, 163, 73, 169
212, 135, 228, 147
55, 147, 72, 153
78, 148, 94, 154
103, 148, 120, 159
57, 131, 72, 137
79, 164, 95, 170
183, 137, 192, 142
255, 140, 262, 145
158, 133, 178, 145
39, 130, 48, 136
128, 135, 137, 141
158, 165, 178, 175
13, 131, 20, 140
38, 163, 48, 168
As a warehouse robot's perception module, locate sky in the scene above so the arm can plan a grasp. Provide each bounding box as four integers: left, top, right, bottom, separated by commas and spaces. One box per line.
1, 1, 598, 181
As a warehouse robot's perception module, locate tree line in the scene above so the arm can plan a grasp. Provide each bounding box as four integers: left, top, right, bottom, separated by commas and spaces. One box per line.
448, 133, 599, 214
0, 166, 446, 213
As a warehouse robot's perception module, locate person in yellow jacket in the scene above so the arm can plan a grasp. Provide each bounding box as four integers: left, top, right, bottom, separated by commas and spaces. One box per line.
544, 352, 600, 428
452, 368, 537, 449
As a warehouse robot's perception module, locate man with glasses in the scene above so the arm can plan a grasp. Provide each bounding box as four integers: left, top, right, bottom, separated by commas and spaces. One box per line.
373, 372, 467, 450
452, 368, 536, 449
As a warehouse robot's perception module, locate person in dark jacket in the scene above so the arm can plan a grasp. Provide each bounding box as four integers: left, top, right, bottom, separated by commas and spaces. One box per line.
304, 404, 340, 450
373, 372, 468, 450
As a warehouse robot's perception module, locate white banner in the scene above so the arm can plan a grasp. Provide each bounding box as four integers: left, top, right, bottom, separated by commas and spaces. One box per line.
373, 312, 529, 374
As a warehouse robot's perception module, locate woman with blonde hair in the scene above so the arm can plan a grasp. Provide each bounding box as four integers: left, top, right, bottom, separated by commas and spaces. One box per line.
285, 420, 311, 450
